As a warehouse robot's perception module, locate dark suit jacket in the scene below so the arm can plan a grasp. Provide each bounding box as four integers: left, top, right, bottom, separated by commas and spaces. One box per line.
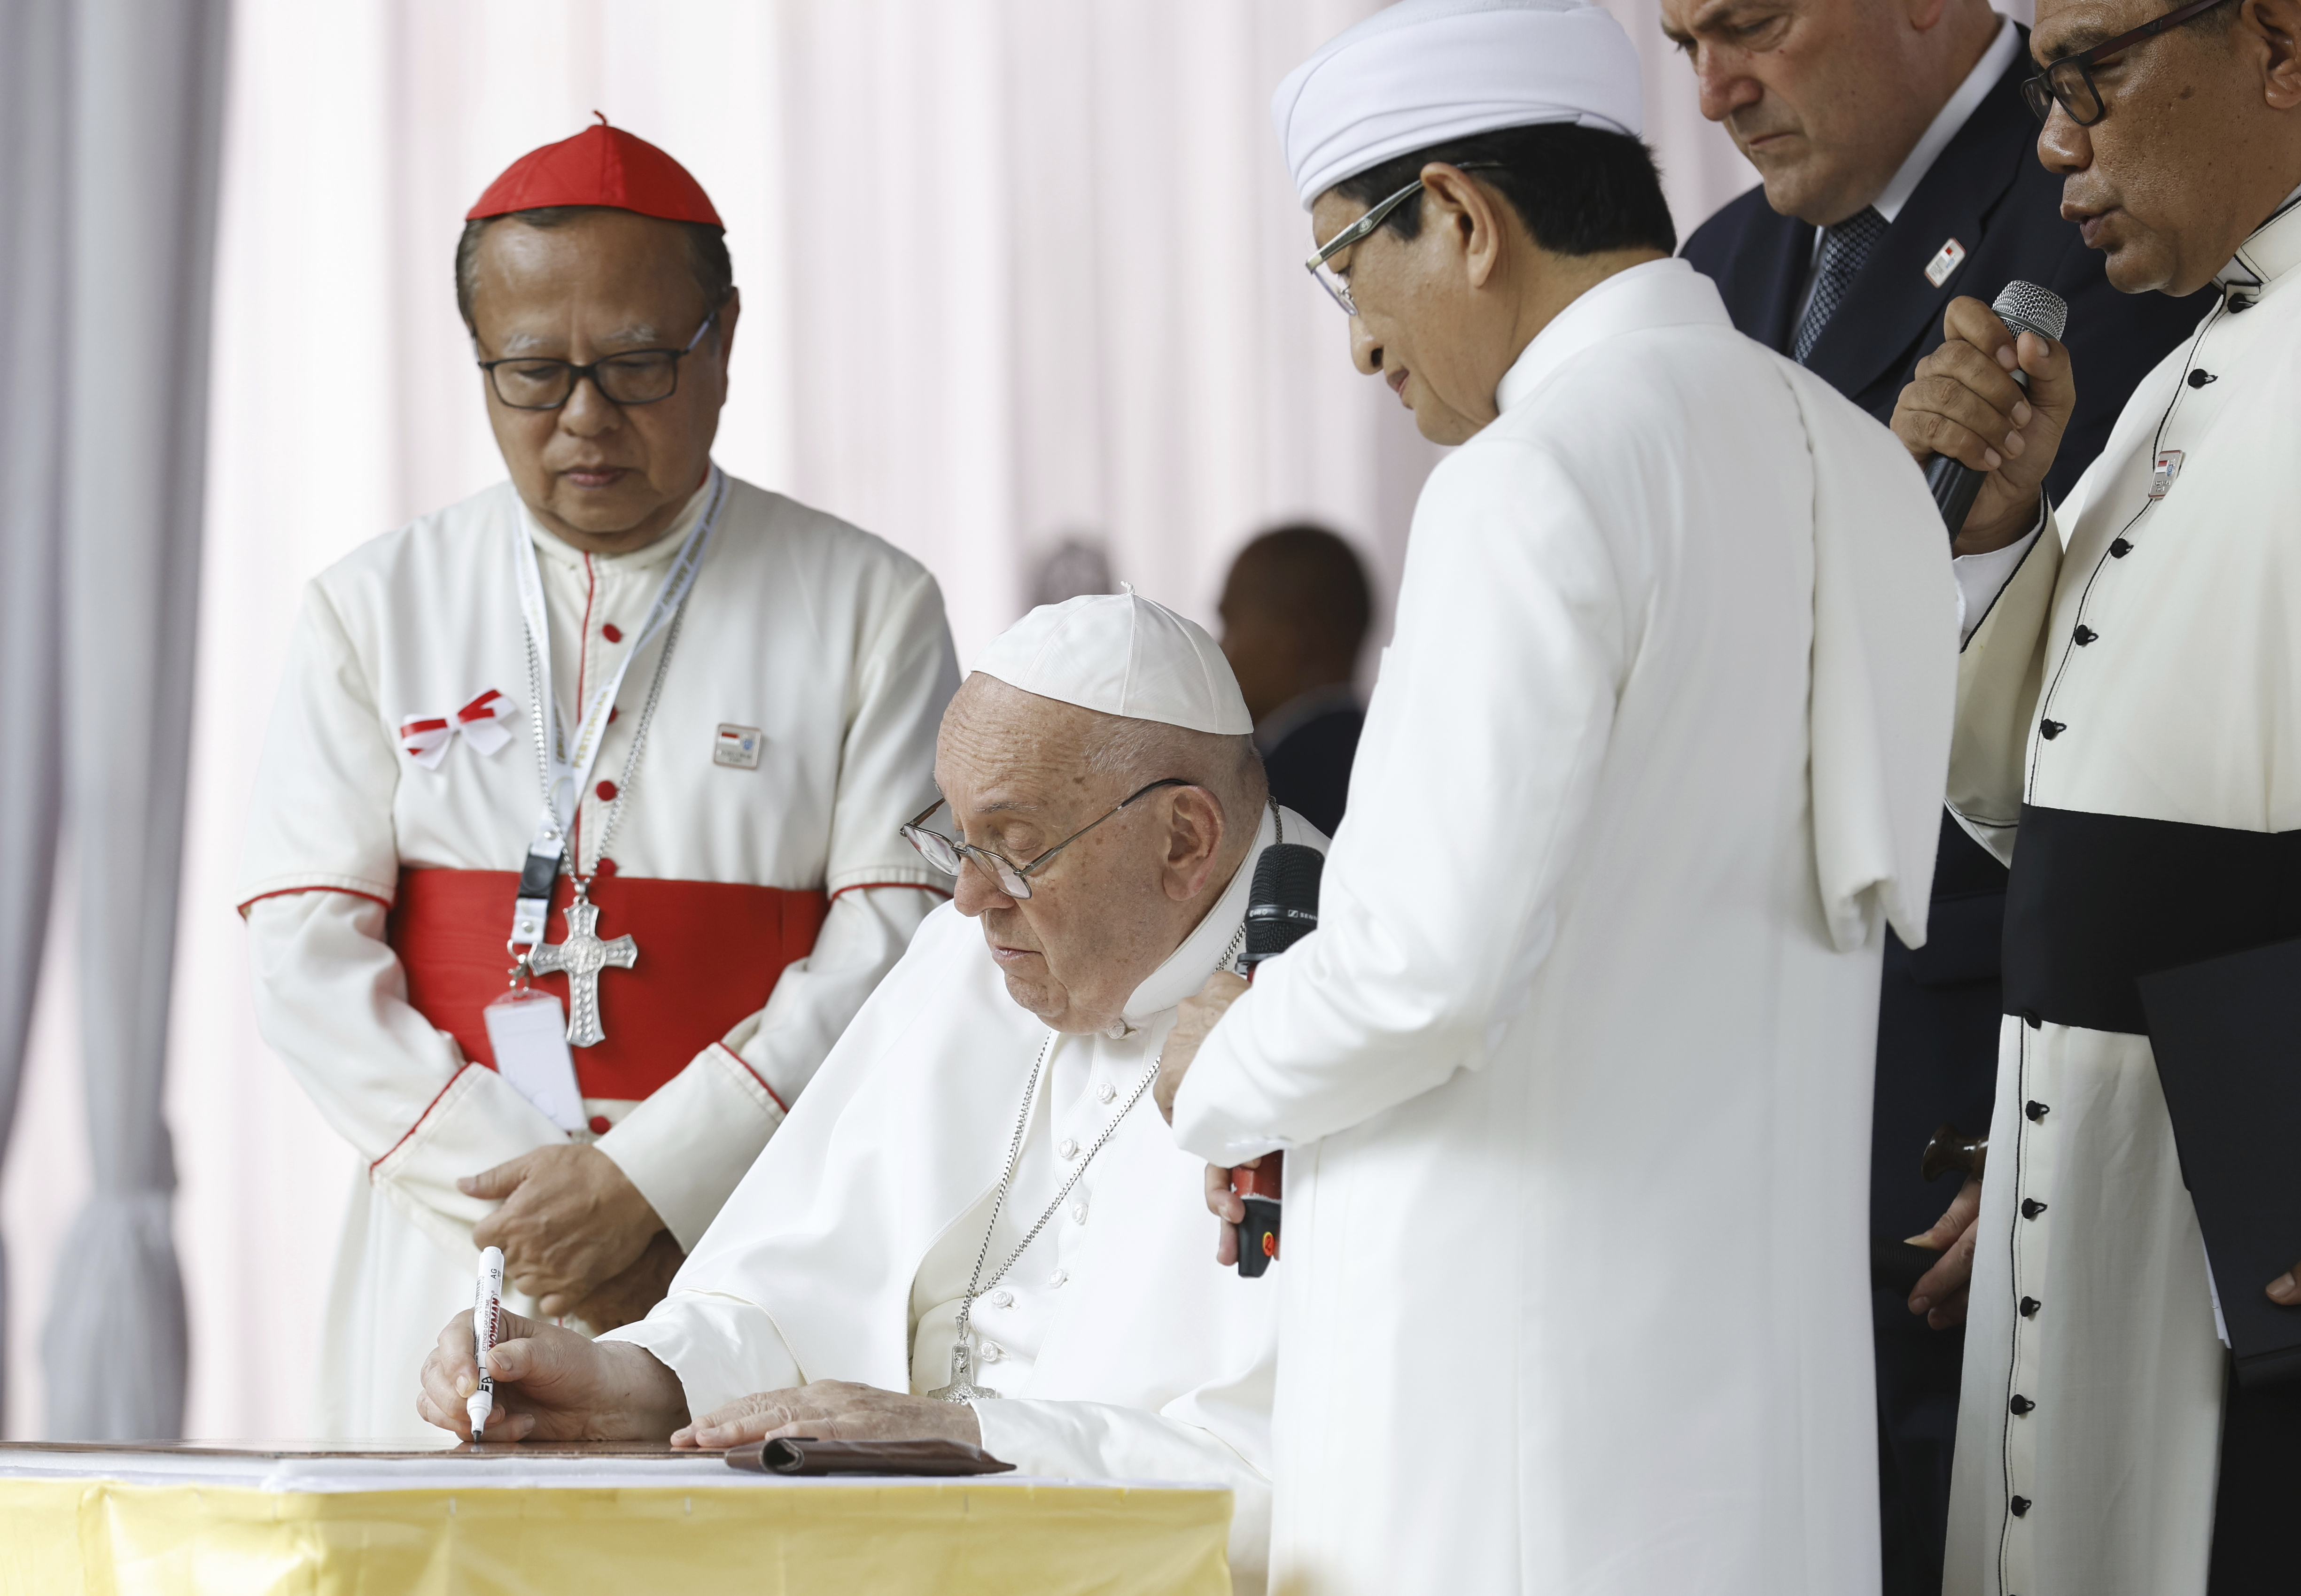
1262, 706, 1361, 839
1683, 27, 2213, 506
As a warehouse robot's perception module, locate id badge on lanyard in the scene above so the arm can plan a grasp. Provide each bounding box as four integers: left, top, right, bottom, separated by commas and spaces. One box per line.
505, 471, 724, 956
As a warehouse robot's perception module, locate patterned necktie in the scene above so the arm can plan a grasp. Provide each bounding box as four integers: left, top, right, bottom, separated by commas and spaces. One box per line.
1793, 206, 1889, 365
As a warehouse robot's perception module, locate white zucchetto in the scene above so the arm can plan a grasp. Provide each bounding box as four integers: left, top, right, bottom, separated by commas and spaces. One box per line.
1274, 0, 1645, 209
972, 589, 1253, 736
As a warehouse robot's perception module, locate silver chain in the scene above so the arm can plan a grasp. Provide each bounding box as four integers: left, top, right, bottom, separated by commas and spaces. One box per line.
521, 598, 690, 887
932, 815, 1274, 1400
936, 1034, 1160, 1398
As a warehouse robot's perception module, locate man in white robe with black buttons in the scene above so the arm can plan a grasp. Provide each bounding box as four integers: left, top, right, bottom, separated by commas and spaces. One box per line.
1891, 0, 2301, 1587
1152, 2, 1961, 1592
417, 593, 1305, 1594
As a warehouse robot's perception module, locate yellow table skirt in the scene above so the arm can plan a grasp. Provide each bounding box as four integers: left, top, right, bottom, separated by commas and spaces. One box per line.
0, 1476, 1234, 1595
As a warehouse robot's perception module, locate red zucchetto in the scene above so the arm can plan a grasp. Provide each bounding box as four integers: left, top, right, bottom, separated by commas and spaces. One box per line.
466, 114, 722, 227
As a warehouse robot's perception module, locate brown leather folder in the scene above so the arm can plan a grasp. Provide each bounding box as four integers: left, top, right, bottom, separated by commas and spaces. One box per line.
723, 1437, 1017, 1476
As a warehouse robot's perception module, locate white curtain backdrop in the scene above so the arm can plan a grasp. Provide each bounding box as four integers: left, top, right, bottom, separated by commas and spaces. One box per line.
2, 0, 1752, 1439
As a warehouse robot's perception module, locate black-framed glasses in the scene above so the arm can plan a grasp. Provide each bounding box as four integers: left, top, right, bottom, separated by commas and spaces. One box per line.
900, 778, 1193, 899
2021, 0, 2236, 125
477, 311, 719, 410
1304, 162, 1506, 315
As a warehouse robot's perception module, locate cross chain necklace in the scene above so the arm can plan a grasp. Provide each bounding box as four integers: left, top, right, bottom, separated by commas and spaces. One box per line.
929, 916, 1249, 1403
507, 473, 724, 1047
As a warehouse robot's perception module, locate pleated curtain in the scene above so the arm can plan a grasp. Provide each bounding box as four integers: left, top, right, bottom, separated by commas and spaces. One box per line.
0, 0, 228, 1439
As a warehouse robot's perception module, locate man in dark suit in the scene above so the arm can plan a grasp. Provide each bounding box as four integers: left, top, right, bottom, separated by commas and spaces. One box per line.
1216, 524, 1369, 838
1664, 0, 2211, 1590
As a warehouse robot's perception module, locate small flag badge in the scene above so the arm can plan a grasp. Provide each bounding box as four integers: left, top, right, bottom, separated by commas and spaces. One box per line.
2150, 449, 2184, 499
1924, 238, 1967, 288
714, 724, 763, 769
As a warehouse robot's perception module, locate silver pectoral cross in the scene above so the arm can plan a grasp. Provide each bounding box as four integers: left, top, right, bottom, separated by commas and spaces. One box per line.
925, 1333, 1000, 1404
526, 891, 637, 1047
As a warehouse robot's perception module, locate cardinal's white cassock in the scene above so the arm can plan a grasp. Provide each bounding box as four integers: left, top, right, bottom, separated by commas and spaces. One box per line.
1171, 10, 1958, 1583
603, 800, 1314, 1595
240, 467, 956, 1437
1936, 198, 2301, 1596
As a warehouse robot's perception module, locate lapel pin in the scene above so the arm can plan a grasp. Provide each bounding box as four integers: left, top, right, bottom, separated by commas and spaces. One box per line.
1924, 238, 1967, 288
715, 723, 764, 769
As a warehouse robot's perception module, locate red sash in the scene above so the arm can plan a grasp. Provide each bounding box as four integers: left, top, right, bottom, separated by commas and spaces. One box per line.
386, 868, 829, 1102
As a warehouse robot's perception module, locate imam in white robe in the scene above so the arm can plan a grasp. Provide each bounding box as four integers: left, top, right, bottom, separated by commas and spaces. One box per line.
240, 469, 956, 1437
1171, 259, 1958, 1596
606, 805, 1319, 1596
1941, 200, 2301, 1596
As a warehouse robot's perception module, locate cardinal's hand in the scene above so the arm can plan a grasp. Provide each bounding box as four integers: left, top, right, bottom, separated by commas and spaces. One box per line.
461, 1144, 664, 1317
671, 1380, 981, 1449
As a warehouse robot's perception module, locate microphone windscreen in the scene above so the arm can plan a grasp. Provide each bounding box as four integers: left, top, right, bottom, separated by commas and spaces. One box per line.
1243, 843, 1324, 975
1992, 280, 2068, 343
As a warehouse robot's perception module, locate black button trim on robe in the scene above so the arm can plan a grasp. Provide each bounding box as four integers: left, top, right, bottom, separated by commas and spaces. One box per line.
1999, 805, 2301, 1035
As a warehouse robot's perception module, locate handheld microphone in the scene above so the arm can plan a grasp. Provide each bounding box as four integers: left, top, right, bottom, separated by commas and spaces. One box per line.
1927, 280, 2068, 538
1231, 843, 1323, 1277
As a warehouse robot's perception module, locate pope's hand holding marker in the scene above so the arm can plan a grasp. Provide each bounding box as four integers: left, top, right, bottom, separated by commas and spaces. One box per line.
467, 1247, 505, 1441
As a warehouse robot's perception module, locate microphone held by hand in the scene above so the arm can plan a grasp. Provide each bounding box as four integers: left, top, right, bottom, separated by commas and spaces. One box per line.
1928, 280, 2068, 537
1233, 843, 1324, 1276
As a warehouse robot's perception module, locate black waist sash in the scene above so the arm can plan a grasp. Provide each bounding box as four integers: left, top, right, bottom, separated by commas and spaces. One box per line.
2001, 805, 2301, 1035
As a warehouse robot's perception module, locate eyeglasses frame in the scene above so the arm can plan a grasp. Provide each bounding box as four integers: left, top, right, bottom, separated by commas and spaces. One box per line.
900, 778, 1196, 899
2021, 0, 2238, 126
1304, 161, 1508, 315
476, 309, 721, 411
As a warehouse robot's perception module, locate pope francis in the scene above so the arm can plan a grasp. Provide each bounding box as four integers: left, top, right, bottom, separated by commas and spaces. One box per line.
418, 592, 1307, 1593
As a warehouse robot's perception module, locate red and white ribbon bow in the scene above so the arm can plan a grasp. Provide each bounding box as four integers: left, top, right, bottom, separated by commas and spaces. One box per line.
399, 690, 517, 769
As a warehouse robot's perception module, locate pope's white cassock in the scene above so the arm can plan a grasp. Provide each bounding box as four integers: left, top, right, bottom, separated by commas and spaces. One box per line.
602, 646, 1310, 1592
1938, 198, 2301, 1596
241, 467, 956, 1437
1168, 6, 1961, 1591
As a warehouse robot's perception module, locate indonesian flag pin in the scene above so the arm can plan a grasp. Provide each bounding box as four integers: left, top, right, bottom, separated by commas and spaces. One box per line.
1924, 238, 1967, 288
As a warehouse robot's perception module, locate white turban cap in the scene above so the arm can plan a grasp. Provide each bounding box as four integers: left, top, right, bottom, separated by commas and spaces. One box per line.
972, 589, 1253, 737
1274, 0, 1645, 209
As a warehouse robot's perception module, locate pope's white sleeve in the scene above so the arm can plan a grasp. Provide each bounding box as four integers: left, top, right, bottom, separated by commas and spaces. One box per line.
245, 890, 566, 1256
600, 1290, 804, 1419
594, 884, 942, 1251
972, 1402, 1270, 1590
1172, 442, 1632, 1160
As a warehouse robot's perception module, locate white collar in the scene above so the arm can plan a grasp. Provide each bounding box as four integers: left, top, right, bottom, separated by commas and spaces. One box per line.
2216, 185, 2301, 291
1493, 258, 1732, 416
520, 467, 718, 573
1869, 16, 2021, 225
1115, 802, 1278, 1029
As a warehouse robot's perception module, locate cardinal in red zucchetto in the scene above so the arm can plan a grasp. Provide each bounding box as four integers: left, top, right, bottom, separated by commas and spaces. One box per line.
238, 118, 957, 1438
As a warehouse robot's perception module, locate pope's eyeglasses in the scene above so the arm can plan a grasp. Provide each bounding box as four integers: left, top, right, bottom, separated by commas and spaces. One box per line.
477, 311, 719, 411
1304, 162, 1506, 316
900, 778, 1194, 899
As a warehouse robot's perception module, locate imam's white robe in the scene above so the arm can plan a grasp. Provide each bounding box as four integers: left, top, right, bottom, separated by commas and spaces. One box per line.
240, 471, 956, 1437
606, 806, 1315, 1594
1172, 260, 1958, 1595
1940, 202, 2301, 1596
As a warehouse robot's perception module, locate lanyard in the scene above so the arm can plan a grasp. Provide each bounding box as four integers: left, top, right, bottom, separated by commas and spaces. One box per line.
506, 469, 726, 952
